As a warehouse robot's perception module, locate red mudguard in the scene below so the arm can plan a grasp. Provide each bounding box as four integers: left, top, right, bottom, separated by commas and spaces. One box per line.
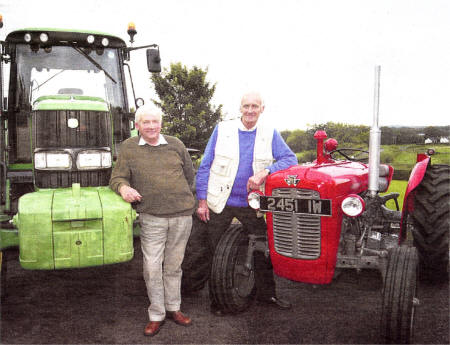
399, 154, 430, 241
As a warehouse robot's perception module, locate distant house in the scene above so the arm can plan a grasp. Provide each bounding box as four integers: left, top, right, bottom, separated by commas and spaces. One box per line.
425, 137, 450, 144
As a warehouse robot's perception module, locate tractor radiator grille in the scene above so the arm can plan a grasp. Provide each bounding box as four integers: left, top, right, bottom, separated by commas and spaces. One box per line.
31, 109, 112, 188
35, 170, 111, 189
271, 188, 321, 259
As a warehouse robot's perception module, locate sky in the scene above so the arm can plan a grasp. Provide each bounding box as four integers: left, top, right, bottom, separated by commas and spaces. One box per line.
0, 0, 449, 131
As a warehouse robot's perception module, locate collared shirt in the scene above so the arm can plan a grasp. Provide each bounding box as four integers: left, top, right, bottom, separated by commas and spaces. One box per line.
238, 118, 257, 131
138, 134, 168, 146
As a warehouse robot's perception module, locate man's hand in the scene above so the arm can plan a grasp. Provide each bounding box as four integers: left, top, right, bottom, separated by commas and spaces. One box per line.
196, 199, 210, 223
119, 185, 142, 203
247, 169, 269, 191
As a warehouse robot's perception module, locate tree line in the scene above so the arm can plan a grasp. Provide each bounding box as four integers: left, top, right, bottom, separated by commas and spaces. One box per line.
281, 124, 450, 152
150, 63, 449, 152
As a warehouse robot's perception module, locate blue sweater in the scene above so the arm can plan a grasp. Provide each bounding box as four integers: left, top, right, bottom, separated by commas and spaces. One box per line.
196, 124, 298, 208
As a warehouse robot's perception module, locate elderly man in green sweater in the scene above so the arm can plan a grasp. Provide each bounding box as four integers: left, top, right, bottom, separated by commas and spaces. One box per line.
110, 105, 195, 337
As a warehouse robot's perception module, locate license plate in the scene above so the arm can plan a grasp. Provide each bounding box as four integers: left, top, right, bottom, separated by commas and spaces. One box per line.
260, 196, 332, 216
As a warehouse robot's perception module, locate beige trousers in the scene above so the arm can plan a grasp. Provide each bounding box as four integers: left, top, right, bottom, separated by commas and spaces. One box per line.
139, 213, 192, 321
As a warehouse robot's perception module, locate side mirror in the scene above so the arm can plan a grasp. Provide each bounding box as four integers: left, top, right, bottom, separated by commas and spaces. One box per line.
146, 48, 161, 73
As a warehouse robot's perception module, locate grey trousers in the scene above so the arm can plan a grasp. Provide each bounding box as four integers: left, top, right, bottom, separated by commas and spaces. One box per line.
139, 213, 192, 321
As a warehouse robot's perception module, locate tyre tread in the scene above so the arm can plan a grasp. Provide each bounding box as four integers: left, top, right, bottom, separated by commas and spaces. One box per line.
411, 164, 449, 280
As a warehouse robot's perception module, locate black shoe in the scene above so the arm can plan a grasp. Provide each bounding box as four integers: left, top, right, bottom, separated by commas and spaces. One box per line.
210, 303, 226, 316
257, 296, 292, 310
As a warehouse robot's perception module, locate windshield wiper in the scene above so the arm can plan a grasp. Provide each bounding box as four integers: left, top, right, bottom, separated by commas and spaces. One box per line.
32, 69, 66, 92
71, 45, 117, 84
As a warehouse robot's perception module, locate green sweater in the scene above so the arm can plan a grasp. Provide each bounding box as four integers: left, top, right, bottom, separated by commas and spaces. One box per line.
110, 135, 195, 217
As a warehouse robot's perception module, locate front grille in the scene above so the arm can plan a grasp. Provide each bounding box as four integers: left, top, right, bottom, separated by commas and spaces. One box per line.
271, 188, 321, 259
35, 170, 111, 188
31, 109, 113, 188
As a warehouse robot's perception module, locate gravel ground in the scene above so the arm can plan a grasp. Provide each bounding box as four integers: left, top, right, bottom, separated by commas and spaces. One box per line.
0, 241, 448, 344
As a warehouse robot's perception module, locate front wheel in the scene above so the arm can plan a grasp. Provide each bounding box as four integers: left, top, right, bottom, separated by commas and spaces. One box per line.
210, 224, 256, 313
381, 246, 419, 344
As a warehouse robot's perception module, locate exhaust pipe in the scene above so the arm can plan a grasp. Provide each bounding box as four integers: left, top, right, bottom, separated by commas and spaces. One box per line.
368, 66, 381, 197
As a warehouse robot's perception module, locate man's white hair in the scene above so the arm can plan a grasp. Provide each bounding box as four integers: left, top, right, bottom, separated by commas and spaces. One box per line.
135, 104, 163, 123
240, 91, 265, 107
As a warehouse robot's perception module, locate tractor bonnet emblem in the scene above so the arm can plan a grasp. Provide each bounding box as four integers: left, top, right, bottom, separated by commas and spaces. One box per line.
285, 175, 300, 186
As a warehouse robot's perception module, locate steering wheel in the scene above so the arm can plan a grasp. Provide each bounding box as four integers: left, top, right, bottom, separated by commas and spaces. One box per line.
329, 148, 369, 162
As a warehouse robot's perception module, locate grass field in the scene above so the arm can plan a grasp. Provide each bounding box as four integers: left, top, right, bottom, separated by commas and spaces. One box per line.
381, 144, 450, 170
378, 145, 449, 208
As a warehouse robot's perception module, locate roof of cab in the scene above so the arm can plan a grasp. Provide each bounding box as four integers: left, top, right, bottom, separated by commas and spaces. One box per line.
6, 28, 127, 48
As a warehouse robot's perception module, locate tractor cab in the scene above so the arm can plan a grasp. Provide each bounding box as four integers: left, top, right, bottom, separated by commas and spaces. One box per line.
0, 22, 161, 269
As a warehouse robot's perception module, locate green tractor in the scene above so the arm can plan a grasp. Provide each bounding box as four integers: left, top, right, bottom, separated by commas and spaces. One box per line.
0, 18, 161, 295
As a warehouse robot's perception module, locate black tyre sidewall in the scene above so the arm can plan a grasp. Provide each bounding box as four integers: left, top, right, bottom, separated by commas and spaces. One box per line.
181, 216, 212, 293
381, 246, 418, 344
411, 164, 449, 281
210, 224, 256, 313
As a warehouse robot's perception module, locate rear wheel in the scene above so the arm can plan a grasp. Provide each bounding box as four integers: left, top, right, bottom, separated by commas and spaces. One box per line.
0, 250, 7, 302
210, 224, 255, 313
410, 164, 449, 282
181, 217, 211, 293
381, 246, 419, 344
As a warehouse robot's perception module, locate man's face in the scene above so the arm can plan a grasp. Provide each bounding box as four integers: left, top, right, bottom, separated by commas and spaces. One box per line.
136, 113, 161, 144
240, 93, 264, 129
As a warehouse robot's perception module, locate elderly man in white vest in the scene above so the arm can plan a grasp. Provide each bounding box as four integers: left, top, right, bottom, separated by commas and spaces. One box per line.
195, 91, 298, 316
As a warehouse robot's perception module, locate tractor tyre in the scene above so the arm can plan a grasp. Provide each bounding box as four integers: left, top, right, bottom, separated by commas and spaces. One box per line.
181, 217, 211, 294
0, 250, 7, 302
210, 224, 256, 314
410, 164, 449, 282
381, 246, 419, 344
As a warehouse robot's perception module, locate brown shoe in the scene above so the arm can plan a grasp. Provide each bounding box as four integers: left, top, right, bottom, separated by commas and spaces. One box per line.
166, 310, 192, 327
144, 320, 164, 336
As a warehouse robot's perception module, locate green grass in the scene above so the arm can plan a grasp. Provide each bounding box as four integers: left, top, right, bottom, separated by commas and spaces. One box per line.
381, 180, 408, 210
378, 145, 449, 208
381, 144, 450, 164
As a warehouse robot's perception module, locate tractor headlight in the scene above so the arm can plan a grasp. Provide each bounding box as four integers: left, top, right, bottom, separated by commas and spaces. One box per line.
86, 34, 95, 44
248, 191, 263, 210
77, 150, 112, 170
34, 152, 71, 170
341, 194, 365, 217
39, 32, 49, 43
24, 33, 32, 42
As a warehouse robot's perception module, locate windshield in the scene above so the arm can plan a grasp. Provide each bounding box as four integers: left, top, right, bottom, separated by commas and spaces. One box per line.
14, 44, 126, 110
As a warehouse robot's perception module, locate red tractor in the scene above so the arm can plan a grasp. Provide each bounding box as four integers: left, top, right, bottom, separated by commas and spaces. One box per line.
206, 68, 449, 344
